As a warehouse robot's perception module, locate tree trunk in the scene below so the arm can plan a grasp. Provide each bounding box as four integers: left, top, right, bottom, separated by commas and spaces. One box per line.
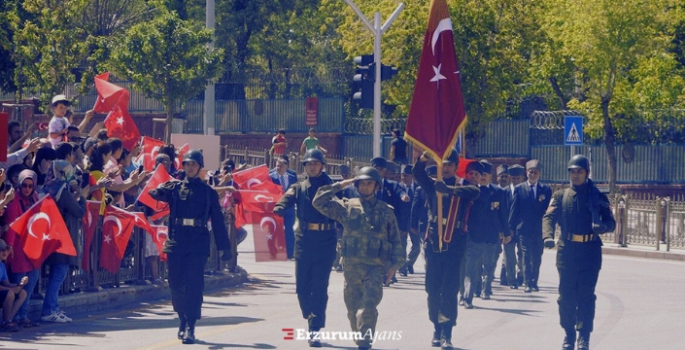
165, 99, 174, 144
548, 76, 567, 109
601, 96, 617, 193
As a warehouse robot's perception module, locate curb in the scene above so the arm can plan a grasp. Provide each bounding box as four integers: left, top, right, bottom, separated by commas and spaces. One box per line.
601, 246, 685, 262
27, 267, 249, 321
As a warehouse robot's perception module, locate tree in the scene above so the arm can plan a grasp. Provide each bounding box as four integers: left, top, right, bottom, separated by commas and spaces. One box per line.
541, 0, 685, 192
107, 3, 224, 142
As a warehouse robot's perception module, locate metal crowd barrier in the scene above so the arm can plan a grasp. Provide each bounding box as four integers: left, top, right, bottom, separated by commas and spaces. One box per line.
36, 207, 239, 298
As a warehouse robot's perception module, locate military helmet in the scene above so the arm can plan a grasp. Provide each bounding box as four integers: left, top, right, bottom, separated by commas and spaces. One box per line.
355, 166, 383, 188
182, 149, 204, 168
444, 149, 459, 164
567, 154, 590, 172
302, 148, 326, 165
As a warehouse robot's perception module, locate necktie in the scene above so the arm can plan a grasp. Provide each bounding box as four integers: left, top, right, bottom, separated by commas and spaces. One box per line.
532, 183, 537, 198
280, 175, 287, 190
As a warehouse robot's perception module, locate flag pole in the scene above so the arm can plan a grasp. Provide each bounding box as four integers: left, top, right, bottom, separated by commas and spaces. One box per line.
435, 157, 444, 252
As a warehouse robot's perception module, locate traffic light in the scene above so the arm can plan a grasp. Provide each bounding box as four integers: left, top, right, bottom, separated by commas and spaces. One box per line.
353, 54, 375, 109
380, 64, 398, 81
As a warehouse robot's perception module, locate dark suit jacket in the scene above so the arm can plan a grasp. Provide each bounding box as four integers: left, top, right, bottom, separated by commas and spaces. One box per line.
508, 181, 552, 237
397, 182, 417, 232
377, 178, 407, 229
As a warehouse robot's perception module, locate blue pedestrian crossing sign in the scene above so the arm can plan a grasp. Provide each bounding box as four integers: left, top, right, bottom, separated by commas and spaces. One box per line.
564, 116, 583, 145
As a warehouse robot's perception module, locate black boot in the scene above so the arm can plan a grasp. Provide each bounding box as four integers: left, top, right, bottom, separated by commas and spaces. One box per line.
577, 331, 590, 350
440, 324, 454, 350
562, 328, 576, 350
431, 323, 441, 347
308, 327, 322, 348
177, 313, 187, 339
182, 318, 196, 344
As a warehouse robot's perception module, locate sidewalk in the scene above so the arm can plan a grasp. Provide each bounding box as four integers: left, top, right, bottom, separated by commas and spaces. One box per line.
602, 243, 685, 262
25, 267, 248, 321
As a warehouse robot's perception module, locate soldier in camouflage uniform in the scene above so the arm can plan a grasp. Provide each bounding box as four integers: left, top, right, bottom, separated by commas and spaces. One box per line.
313, 167, 405, 350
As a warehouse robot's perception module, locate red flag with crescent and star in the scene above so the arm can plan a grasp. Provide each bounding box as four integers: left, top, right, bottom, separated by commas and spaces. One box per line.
81, 200, 102, 271
174, 143, 190, 171
149, 224, 169, 261
231, 165, 271, 190
233, 190, 283, 229
99, 205, 136, 274
93, 72, 130, 113
9, 196, 76, 268
250, 211, 287, 262
104, 107, 141, 151
136, 165, 173, 220
405, 0, 467, 162
138, 136, 166, 172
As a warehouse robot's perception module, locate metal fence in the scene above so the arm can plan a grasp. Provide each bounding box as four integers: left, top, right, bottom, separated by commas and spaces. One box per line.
532, 144, 685, 184
184, 98, 345, 134
37, 208, 238, 299
469, 119, 530, 157
609, 193, 685, 250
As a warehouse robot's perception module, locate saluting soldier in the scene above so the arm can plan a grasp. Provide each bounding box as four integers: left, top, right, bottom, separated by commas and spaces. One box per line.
273, 148, 337, 348
543, 155, 615, 350
413, 150, 480, 350
313, 167, 405, 350
149, 150, 232, 344
509, 160, 551, 292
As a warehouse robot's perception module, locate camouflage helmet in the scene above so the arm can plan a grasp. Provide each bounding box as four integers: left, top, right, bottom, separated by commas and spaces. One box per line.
182, 149, 204, 168
355, 166, 383, 188
567, 154, 590, 172
302, 148, 326, 165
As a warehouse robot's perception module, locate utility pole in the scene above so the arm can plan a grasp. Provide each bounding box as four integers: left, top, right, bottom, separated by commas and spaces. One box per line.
204, 0, 216, 135
345, 1, 404, 158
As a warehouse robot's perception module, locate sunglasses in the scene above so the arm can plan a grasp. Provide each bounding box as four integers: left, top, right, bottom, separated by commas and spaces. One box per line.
21, 183, 34, 189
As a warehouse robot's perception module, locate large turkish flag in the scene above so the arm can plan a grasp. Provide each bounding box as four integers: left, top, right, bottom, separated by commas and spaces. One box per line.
9, 196, 76, 268
406, 0, 467, 162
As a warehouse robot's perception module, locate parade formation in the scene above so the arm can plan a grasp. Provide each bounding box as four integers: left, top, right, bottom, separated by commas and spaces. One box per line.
7, 0, 684, 349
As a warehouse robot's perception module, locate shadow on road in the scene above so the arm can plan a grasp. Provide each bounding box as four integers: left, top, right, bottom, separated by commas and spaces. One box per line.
194, 339, 277, 349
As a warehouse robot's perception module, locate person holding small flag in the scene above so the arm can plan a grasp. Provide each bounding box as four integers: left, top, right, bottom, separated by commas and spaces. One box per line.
148, 150, 231, 344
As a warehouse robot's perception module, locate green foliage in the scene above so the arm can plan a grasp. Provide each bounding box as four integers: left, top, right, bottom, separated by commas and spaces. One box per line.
106, 3, 224, 141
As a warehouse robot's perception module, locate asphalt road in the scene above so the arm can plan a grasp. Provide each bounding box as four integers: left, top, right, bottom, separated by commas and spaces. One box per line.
2, 238, 685, 350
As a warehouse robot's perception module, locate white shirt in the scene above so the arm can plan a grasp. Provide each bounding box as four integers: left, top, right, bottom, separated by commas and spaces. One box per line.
48, 116, 70, 147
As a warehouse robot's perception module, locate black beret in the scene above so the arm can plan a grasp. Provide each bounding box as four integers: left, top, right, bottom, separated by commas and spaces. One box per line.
465, 161, 485, 175
401, 164, 413, 175
480, 160, 492, 174
508, 164, 525, 176
371, 157, 387, 168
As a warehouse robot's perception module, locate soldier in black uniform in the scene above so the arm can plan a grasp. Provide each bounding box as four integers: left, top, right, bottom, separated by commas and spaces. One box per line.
273, 149, 337, 348
543, 155, 615, 350
149, 150, 231, 344
413, 150, 480, 350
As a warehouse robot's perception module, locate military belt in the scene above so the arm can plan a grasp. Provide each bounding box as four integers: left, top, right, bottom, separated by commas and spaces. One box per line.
570, 233, 594, 243
307, 222, 334, 231
172, 218, 207, 228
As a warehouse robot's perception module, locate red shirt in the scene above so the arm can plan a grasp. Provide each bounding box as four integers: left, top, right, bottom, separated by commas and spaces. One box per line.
272, 134, 286, 156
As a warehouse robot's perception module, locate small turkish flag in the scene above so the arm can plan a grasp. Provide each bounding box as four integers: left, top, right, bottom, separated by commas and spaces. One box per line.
9, 196, 76, 269
93, 72, 130, 113
233, 190, 283, 229
149, 224, 169, 261
99, 205, 136, 274
174, 143, 190, 171
138, 136, 165, 172
132, 212, 155, 237
104, 107, 141, 151
251, 179, 284, 194
249, 211, 287, 262
136, 165, 173, 220
232, 165, 271, 190
82, 200, 102, 271
456, 157, 478, 179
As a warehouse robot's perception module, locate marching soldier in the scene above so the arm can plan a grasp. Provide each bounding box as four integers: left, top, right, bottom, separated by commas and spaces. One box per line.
273, 149, 337, 347
413, 150, 480, 350
313, 167, 404, 350
502, 164, 526, 287
543, 155, 615, 350
509, 160, 551, 292
398, 165, 420, 276
149, 150, 232, 344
